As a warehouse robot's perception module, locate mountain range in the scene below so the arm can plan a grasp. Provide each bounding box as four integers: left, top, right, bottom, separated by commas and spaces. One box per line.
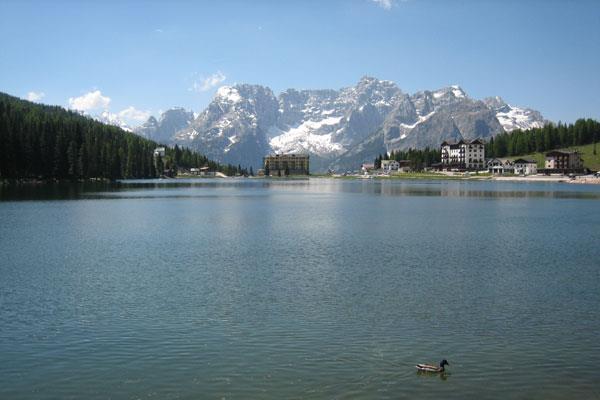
133, 77, 546, 171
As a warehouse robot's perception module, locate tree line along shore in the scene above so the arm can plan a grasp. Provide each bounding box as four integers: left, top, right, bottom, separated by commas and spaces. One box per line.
0, 92, 245, 183
1, 91, 599, 183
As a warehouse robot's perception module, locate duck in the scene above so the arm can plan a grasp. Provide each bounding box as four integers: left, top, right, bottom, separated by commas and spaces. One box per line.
416, 359, 449, 373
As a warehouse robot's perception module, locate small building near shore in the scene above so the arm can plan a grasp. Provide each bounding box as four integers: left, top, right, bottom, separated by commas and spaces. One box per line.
545, 151, 583, 171
513, 159, 538, 175
162, 168, 175, 178
487, 158, 514, 174
190, 166, 215, 176
263, 153, 309, 176
381, 160, 400, 173
398, 160, 412, 172
199, 166, 215, 177
361, 163, 375, 174
153, 147, 166, 158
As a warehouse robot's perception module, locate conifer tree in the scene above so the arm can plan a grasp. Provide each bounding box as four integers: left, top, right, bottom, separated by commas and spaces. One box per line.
67, 140, 77, 178
155, 155, 164, 176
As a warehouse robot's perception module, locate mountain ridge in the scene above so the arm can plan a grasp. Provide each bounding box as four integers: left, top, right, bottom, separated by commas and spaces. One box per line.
138, 77, 547, 171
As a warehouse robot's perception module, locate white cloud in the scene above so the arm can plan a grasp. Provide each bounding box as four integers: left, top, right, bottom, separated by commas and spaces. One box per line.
118, 106, 151, 122
190, 71, 226, 92
26, 91, 45, 102
371, 0, 394, 10
68, 90, 111, 112
66, 89, 151, 128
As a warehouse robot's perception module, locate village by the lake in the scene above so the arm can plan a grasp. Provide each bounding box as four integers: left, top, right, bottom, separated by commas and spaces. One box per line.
2, 1, 600, 399
152, 138, 600, 186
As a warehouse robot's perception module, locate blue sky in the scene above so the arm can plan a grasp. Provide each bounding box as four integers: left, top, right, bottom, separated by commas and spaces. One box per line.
1, 0, 599, 126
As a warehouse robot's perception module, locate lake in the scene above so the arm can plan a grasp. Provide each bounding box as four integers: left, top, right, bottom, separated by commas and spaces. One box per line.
1, 178, 599, 399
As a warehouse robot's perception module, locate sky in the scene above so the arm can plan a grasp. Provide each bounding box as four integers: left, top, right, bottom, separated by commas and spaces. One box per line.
1, 0, 599, 126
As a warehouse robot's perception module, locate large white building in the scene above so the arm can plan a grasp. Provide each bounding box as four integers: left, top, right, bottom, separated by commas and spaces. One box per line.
440, 139, 485, 170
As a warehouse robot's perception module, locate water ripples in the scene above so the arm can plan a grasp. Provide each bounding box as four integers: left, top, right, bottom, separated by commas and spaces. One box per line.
1, 180, 599, 398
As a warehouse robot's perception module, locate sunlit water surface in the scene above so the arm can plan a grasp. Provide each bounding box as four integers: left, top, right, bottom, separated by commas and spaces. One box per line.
1, 178, 599, 399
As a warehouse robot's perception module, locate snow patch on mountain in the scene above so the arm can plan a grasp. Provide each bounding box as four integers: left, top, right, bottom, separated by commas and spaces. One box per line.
400, 111, 435, 129
433, 91, 445, 99
496, 107, 545, 131
216, 86, 242, 103
451, 85, 465, 98
94, 111, 132, 132
483, 96, 545, 132
269, 116, 345, 155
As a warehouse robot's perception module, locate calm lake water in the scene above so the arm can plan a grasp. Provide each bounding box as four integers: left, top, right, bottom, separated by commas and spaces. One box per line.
1, 178, 599, 399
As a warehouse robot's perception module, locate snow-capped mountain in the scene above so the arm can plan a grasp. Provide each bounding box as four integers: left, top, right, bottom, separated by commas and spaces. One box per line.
483, 96, 545, 132
94, 111, 133, 132
172, 85, 278, 167
135, 107, 194, 143
270, 77, 404, 157
167, 77, 546, 171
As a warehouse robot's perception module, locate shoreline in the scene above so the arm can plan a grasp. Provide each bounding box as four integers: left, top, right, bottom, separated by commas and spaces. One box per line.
491, 174, 600, 185
327, 172, 600, 185
3, 174, 600, 186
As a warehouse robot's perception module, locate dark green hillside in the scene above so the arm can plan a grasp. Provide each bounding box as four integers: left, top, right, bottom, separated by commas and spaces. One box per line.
485, 119, 600, 159
0, 92, 239, 181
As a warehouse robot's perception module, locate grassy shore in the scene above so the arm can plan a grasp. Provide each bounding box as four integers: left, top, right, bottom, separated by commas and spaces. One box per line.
329, 172, 492, 180
386, 172, 488, 180
509, 143, 600, 171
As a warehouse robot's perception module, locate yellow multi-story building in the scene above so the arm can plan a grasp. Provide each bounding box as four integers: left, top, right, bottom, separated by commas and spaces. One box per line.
263, 154, 310, 176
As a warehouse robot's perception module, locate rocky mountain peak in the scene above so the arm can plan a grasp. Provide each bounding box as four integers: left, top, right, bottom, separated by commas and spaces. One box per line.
483, 96, 510, 112
159, 77, 546, 172
135, 108, 194, 143
341, 76, 402, 107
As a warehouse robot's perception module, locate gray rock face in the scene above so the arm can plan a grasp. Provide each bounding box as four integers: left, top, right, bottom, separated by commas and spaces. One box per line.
173, 84, 279, 167
135, 108, 194, 144
482, 96, 546, 132
163, 77, 545, 171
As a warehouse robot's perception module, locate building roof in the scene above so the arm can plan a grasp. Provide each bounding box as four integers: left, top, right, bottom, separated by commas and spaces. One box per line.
546, 150, 580, 156
513, 158, 537, 164
264, 153, 309, 158
441, 138, 484, 146
487, 158, 513, 165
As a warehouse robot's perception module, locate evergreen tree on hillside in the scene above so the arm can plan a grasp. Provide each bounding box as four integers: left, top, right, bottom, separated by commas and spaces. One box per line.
155, 155, 164, 176
0, 92, 239, 181
484, 119, 600, 158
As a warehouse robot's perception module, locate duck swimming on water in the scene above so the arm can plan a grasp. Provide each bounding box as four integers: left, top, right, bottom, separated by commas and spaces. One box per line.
416, 359, 449, 373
